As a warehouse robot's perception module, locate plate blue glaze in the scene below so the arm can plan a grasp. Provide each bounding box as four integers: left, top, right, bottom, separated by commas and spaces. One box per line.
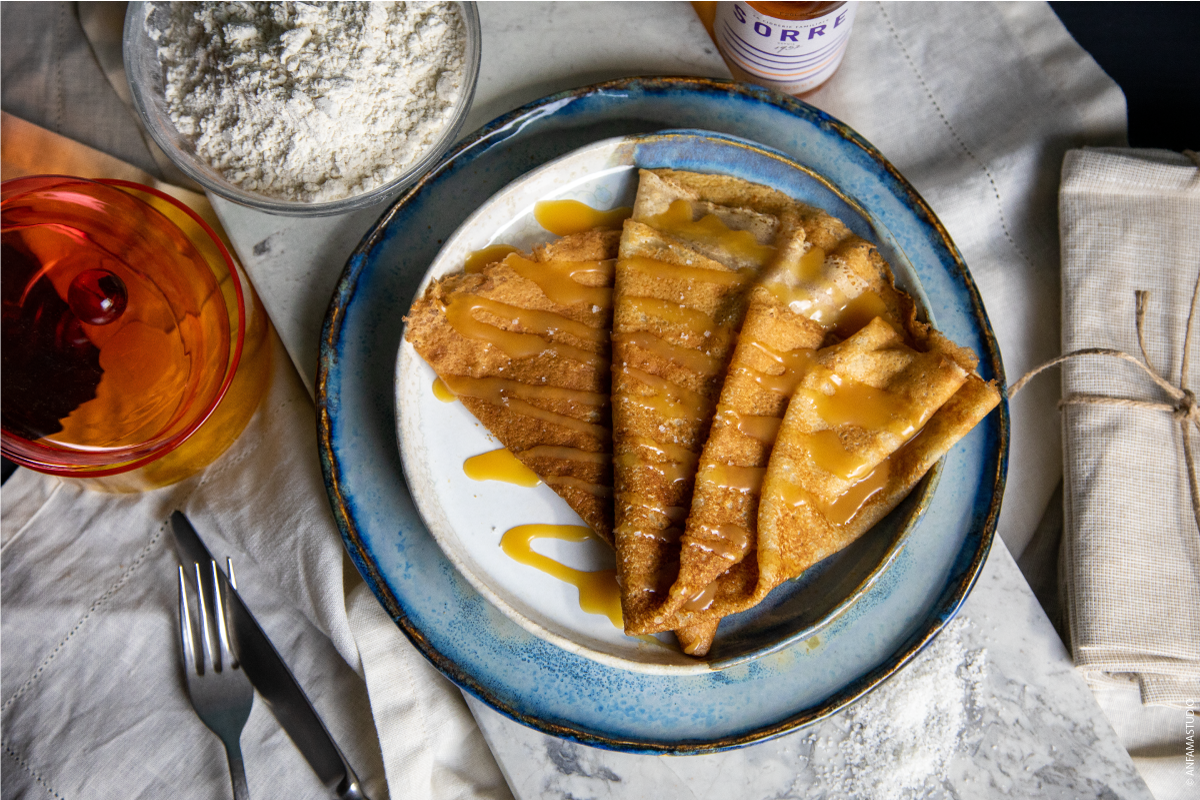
317, 77, 1008, 753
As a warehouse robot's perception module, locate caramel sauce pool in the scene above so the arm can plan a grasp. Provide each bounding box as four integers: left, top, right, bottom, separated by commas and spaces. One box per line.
463, 244, 519, 273
428, 374, 622, 627
500, 524, 623, 627
463, 448, 541, 487
431, 376, 456, 402
534, 199, 632, 236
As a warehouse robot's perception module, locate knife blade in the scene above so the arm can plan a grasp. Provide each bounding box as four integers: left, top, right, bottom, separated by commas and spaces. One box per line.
170, 511, 369, 800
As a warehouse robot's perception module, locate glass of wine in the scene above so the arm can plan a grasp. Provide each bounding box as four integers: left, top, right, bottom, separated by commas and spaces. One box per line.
1, 175, 268, 489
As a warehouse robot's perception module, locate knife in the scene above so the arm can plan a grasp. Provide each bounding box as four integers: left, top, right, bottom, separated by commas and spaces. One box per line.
170, 511, 369, 800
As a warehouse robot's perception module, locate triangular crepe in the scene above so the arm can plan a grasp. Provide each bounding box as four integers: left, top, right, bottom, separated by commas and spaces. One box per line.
624, 192, 999, 655
621, 223, 917, 646
405, 229, 620, 543
611, 169, 815, 641
754, 331, 999, 593
648, 318, 987, 647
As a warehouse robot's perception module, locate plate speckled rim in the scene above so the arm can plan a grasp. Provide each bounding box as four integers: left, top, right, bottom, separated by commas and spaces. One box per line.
393, 130, 944, 675
317, 77, 1009, 754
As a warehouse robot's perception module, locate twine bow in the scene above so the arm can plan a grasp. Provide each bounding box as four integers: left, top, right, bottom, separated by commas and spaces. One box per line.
1010, 268, 1200, 534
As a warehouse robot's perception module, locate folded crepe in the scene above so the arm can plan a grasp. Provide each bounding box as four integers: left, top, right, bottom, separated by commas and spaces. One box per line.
618, 174, 1000, 655
611, 169, 818, 645
616, 189, 916, 644
405, 229, 620, 544
649, 318, 998, 652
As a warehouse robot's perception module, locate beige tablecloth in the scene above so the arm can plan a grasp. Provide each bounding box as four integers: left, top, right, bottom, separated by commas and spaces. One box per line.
3, 2, 1151, 799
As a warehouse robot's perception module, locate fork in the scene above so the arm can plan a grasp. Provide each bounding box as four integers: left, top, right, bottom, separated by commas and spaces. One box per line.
179, 560, 254, 800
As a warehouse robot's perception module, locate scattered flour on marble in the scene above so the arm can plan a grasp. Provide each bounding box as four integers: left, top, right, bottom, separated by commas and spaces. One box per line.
148, 1, 466, 202
807, 618, 989, 799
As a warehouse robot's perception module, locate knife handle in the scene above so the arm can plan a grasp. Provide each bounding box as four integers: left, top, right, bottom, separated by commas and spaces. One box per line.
338, 779, 368, 800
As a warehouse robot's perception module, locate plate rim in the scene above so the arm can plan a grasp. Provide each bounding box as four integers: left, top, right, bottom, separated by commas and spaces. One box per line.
317, 76, 1010, 753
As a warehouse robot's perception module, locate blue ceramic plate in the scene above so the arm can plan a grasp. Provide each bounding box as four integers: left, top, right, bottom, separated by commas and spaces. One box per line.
318, 77, 1008, 753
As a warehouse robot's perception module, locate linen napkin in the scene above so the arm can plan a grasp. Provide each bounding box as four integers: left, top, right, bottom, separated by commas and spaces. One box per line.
1058, 147, 1200, 707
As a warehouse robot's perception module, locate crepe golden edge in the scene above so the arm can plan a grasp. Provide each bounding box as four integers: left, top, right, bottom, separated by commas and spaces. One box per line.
404, 229, 621, 544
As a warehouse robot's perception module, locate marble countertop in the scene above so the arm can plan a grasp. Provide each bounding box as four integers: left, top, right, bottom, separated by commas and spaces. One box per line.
472, 546, 1147, 800
208, 3, 1149, 797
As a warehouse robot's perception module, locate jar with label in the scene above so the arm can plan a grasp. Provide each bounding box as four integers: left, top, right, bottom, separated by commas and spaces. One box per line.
710, 2, 857, 96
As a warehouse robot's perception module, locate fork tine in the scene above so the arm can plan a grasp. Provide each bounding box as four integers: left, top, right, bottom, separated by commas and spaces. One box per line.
226, 557, 237, 591
178, 565, 196, 674
211, 560, 234, 672
194, 562, 214, 676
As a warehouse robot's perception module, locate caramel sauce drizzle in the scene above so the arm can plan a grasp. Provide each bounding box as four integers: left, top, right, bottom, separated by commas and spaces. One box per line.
833, 291, 891, 338
517, 445, 610, 464
613, 331, 723, 377
444, 295, 606, 365
798, 368, 927, 438
617, 497, 687, 529
499, 253, 613, 308
775, 404, 935, 529
776, 459, 893, 529
702, 462, 766, 494
767, 246, 840, 322
463, 448, 542, 487
625, 525, 682, 544
619, 393, 704, 427
621, 254, 753, 289
464, 244, 520, 273
683, 579, 719, 612
627, 435, 697, 465
615, 452, 696, 488
534, 200, 632, 236
543, 475, 614, 498
500, 524, 622, 627
505, 397, 610, 440
432, 377, 456, 402
803, 429, 871, 481
620, 365, 706, 408
436, 376, 609, 438
738, 343, 818, 396
823, 460, 891, 526
621, 295, 721, 341
560, 259, 616, 282
765, 245, 893, 336
644, 199, 776, 266
436, 375, 608, 438
438, 374, 607, 411
688, 523, 752, 561
730, 411, 781, 445
616, 520, 678, 544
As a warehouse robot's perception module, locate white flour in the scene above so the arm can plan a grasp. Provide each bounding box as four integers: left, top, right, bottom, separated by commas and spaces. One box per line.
148, 1, 466, 202
805, 618, 989, 799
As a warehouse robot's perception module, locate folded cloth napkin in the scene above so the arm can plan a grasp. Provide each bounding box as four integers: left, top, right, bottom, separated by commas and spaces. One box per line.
1058, 147, 1200, 708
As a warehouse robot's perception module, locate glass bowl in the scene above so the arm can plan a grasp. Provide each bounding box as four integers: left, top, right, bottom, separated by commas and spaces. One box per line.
122, 2, 482, 217
0, 176, 247, 479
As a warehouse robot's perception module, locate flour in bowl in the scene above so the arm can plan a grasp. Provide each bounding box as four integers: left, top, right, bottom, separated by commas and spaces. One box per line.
148, 1, 467, 203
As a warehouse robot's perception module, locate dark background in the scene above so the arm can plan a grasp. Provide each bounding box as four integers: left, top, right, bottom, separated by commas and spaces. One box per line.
1051, 1, 1199, 151
2, 2, 1197, 484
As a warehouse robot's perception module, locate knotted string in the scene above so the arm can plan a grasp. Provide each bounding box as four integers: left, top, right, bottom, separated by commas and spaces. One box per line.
1009, 267, 1200, 534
